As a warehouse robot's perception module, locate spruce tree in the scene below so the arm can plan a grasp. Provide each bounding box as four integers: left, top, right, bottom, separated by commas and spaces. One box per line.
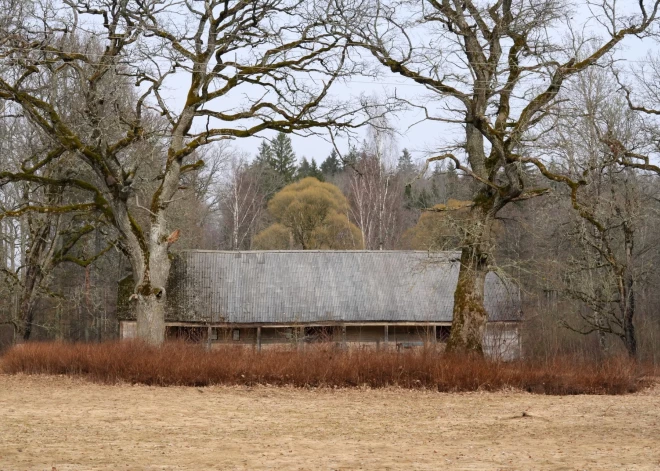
320, 149, 341, 176
446, 160, 458, 198
255, 141, 273, 166
397, 148, 416, 174
309, 158, 324, 181
270, 132, 297, 182
416, 188, 432, 209
342, 145, 359, 170
297, 157, 312, 179
297, 157, 325, 181
431, 162, 443, 202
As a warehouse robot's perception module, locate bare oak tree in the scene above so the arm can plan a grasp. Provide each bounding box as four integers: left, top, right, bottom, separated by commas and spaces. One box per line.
333, 0, 660, 353
544, 67, 653, 357
0, 0, 368, 343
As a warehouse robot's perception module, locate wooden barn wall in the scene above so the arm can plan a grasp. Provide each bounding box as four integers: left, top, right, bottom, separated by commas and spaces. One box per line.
118, 321, 521, 359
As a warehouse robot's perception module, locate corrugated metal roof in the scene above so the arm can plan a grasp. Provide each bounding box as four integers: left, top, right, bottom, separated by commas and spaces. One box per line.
165, 250, 520, 324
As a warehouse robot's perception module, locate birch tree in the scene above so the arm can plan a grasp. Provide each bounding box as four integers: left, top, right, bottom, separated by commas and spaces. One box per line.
220, 157, 272, 250
347, 117, 404, 250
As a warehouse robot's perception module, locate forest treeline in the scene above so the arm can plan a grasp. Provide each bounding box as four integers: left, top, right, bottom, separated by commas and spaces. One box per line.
1, 0, 660, 360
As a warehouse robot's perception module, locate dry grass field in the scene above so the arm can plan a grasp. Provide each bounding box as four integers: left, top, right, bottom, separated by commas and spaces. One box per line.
1, 375, 659, 470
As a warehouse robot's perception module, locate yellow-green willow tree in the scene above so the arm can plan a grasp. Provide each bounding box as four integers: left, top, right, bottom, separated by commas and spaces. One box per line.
254, 178, 363, 249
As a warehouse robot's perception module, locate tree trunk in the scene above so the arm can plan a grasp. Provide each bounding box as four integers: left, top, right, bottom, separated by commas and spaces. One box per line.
16, 271, 40, 341
128, 210, 173, 345
595, 312, 608, 356
446, 243, 490, 354
446, 205, 493, 354
135, 291, 167, 345
16, 225, 51, 342
15, 303, 36, 342
621, 222, 636, 359
621, 272, 636, 359
126, 106, 192, 344
623, 308, 636, 359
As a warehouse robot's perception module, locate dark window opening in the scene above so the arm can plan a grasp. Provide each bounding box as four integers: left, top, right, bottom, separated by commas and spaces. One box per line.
436, 326, 451, 342
166, 326, 206, 342
304, 326, 335, 342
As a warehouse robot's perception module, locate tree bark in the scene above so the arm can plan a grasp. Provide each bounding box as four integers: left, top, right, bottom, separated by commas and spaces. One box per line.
620, 271, 636, 359
128, 216, 173, 345
135, 291, 167, 345
621, 221, 637, 359
15, 223, 52, 342
446, 207, 493, 354
16, 265, 39, 341
126, 107, 188, 344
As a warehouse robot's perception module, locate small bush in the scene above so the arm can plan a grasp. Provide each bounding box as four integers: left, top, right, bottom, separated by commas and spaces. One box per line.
0, 341, 651, 394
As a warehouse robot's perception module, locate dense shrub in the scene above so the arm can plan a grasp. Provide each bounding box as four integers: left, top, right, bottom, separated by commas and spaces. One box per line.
0, 341, 651, 395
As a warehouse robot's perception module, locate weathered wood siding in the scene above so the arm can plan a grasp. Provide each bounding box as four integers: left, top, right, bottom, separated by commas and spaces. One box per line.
119, 321, 520, 359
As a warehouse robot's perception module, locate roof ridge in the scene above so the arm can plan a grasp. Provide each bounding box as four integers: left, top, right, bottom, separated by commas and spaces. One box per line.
177, 249, 462, 255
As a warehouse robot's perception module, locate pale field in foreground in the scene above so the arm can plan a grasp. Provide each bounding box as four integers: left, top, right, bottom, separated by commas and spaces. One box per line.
0, 375, 659, 471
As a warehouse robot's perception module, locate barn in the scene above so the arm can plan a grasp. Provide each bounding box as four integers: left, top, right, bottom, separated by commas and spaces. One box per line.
118, 250, 522, 358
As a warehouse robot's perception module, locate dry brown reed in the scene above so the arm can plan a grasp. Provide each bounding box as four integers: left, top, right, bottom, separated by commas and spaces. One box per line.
0, 341, 650, 394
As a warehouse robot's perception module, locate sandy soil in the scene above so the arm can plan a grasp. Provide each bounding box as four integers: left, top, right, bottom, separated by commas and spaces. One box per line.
0, 375, 659, 470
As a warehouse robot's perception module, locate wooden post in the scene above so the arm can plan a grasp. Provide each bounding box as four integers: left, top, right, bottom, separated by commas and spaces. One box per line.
298, 327, 305, 349
206, 325, 212, 350
384, 325, 389, 347
341, 325, 347, 348
432, 325, 437, 344
256, 326, 262, 352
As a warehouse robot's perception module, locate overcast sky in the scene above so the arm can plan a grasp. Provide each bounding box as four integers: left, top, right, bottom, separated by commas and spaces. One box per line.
158, 3, 656, 169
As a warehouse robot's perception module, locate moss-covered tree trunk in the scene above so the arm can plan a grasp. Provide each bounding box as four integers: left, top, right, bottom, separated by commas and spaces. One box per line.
16, 265, 40, 341
15, 223, 53, 342
127, 109, 190, 345
126, 199, 177, 346
446, 204, 494, 354
128, 243, 171, 345
446, 246, 490, 354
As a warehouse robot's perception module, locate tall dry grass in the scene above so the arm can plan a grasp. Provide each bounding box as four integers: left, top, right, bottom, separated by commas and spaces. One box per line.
0, 341, 651, 394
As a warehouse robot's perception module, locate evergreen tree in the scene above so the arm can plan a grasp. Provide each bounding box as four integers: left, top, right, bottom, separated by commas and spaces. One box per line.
297, 157, 312, 179
446, 160, 458, 178
431, 162, 443, 202
297, 157, 325, 181
320, 149, 341, 176
404, 183, 414, 208
253, 141, 285, 197
415, 188, 433, 209
431, 179, 440, 200
397, 148, 416, 174
342, 145, 359, 170
432, 162, 442, 179
255, 141, 273, 166
309, 158, 324, 181
446, 160, 458, 198
270, 132, 297, 183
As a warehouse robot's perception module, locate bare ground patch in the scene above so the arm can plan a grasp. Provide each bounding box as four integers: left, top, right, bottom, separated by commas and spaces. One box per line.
1, 375, 659, 470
